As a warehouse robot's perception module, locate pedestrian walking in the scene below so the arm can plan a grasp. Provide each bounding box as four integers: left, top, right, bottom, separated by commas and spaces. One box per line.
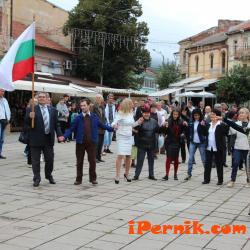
0, 89, 11, 159
25, 92, 64, 187
63, 99, 113, 185
56, 96, 69, 134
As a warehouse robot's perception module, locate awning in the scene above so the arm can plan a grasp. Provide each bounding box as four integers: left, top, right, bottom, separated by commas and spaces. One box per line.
149, 88, 182, 97
69, 83, 96, 94
185, 79, 218, 91
176, 91, 216, 98
169, 76, 203, 88
13, 80, 94, 97
95, 87, 147, 96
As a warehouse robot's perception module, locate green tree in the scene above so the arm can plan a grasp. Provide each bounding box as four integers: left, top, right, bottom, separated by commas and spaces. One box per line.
156, 61, 181, 89
63, 0, 150, 88
216, 65, 250, 105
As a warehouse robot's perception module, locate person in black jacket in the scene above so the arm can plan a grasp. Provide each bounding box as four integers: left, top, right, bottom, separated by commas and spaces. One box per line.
203, 109, 229, 185
133, 105, 167, 181
25, 92, 64, 187
163, 109, 187, 181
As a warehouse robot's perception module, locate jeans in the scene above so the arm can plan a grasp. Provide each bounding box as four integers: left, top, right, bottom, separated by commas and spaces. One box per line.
0, 122, 6, 155
135, 148, 155, 178
187, 142, 206, 176
104, 129, 113, 147
231, 149, 248, 182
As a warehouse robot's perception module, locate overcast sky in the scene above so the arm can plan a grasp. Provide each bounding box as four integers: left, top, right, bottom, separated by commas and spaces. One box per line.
48, 0, 250, 67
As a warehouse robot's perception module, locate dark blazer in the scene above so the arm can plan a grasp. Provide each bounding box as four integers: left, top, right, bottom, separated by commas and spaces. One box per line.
188, 120, 207, 143
64, 112, 113, 144
25, 105, 62, 147
205, 122, 229, 151
91, 103, 106, 134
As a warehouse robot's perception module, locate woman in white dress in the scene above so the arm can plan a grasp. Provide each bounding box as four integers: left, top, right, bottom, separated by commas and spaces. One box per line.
112, 98, 143, 184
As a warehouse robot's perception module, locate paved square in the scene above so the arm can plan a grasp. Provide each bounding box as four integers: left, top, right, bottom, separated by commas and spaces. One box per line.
0, 133, 249, 250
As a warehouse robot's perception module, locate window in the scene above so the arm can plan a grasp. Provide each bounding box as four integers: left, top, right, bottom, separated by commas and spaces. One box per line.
243, 37, 248, 50
221, 51, 226, 74
209, 53, 214, 69
234, 40, 238, 54
195, 55, 199, 72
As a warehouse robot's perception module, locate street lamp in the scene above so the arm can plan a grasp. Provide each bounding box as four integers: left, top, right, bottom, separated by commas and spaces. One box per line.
153, 49, 165, 65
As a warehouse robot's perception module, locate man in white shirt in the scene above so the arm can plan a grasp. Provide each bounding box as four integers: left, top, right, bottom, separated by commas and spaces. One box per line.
0, 89, 11, 159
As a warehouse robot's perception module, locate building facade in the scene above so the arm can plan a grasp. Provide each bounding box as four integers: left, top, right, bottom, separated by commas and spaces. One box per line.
139, 68, 158, 94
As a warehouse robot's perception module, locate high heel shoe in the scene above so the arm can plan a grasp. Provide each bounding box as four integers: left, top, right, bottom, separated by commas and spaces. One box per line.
115, 179, 119, 184
124, 174, 132, 182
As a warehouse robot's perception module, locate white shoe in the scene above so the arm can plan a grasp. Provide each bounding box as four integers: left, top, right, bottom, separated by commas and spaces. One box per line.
227, 181, 235, 188
245, 183, 250, 188
40, 155, 44, 162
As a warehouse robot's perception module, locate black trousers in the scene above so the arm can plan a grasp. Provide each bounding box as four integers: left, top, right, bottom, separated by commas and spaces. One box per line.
96, 134, 104, 160
30, 145, 54, 182
204, 149, 223, 183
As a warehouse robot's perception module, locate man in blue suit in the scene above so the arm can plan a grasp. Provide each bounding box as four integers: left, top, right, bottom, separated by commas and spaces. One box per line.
63, 99, 113, 185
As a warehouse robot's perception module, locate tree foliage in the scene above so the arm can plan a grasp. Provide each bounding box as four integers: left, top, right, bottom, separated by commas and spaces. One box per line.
156, 61, 181, 89
64, 0, 151, 88
216, 65, 250, 105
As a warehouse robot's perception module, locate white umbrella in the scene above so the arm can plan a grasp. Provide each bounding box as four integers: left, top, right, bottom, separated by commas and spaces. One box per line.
176, 91, 199, 97
196, 91, 216, 98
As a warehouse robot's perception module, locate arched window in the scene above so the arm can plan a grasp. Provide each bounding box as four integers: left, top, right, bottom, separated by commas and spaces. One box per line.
209, 53, 214, 69
195, 55, 199, 72
221, 51, 226, 74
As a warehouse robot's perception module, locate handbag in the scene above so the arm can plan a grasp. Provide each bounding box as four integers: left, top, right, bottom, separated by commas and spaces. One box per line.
18, 131, 29, 144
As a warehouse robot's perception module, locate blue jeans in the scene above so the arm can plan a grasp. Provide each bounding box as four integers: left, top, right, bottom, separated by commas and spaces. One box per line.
231, 149, 248, 182
187, 142, 206, 176
103, 130, 113, 147
0, 122, 6, 155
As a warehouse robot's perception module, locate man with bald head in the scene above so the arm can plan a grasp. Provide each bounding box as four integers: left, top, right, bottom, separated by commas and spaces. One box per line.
0, 89, 11, 159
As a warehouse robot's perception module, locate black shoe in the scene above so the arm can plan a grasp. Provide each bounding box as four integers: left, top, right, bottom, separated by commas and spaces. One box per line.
124, 174, 132, 182
202, 181, 210, 184
162, 175, 168, 181
131, 163, 135, 168
223, 164, 228, 168
74, 180, 82, 185
217, 182, 223, 185
98, 159, 105, 162
96, 159, 100, 163
148, 176, 157, 180
184, 175, 191, 181
115, 179, 119, 184
193, 161, 196, 164
0, 155, 6, 159
182, 160, 185, 164
133, 176, 139, 180
90, 180, 98, 185
174, 175, 178, 180
106, 149, 113, 154
33, 180, 40, 187
46, 176, 56, 184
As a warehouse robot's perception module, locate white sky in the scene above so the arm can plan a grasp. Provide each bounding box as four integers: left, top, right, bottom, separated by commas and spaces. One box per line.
48, 0, 250, 67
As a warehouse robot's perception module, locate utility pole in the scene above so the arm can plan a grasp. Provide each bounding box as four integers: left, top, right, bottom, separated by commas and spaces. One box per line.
100, 39, 105, 86
10, 0, 13, 45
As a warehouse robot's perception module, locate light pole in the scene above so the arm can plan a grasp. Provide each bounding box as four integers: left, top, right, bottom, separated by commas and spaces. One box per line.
153, 49, 165, 65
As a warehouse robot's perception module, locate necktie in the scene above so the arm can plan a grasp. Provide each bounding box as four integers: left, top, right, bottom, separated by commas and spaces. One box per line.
41, 106, 50, 134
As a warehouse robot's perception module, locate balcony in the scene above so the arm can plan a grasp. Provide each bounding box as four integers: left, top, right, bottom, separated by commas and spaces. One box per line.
234, 48, 250, 61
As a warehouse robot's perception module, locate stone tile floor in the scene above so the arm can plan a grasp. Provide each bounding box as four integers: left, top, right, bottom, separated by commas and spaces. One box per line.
0, 133, 249, 250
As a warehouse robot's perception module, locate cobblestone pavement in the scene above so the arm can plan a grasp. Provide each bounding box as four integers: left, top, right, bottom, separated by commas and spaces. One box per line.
0, 133, 249, 250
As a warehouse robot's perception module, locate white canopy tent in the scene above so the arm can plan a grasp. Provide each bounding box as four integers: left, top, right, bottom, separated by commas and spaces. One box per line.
149, 88, 182, 99
176, 91, 216, 98
13, 80, 96, 97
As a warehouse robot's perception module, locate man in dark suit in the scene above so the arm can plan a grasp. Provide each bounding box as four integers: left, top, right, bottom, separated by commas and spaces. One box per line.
91, 94, 106, 163
63, 99, 113, 185
25, 92, 64, 187
203, 109, 229, 185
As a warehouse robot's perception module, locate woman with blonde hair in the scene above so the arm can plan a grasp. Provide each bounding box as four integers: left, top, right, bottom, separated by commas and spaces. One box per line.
112, 98, 143, 184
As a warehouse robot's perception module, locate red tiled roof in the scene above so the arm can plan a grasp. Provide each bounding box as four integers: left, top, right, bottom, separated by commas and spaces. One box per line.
13, 21, 73, 55
228, 20, 250, 34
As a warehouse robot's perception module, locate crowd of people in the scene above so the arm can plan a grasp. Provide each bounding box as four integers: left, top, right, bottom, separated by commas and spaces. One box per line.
0, 89, 249, 216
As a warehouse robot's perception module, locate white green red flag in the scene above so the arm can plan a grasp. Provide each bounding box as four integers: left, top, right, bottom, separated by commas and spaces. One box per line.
0, 22, 35, 91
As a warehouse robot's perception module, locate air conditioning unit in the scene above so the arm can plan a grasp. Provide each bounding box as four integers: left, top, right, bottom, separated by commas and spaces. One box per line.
64, 60, 72, 70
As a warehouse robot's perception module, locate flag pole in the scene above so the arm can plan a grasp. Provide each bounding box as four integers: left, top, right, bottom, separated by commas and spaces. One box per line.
31, 15, 35, 128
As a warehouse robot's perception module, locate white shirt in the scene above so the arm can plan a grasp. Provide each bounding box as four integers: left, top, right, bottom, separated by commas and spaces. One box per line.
0, 97, 11, 121
207, 121, 221, 151
39, 105, 50, 129
82, 112, 91, 117
193, 121, 200, 143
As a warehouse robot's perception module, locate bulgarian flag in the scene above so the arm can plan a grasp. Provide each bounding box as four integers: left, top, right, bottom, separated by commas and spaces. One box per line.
0, 22, 35, 91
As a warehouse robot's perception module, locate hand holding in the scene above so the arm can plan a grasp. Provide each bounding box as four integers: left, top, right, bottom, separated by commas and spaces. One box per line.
29, 112, 35, 119
200, 120, 205, 126
137, 117, 144, 124
183, 121, 188, 126
58, 136, 65, 142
